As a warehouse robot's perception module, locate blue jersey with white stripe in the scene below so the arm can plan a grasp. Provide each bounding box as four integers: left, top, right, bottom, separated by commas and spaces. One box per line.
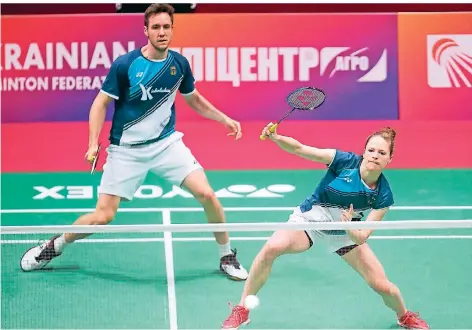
100, 49, 195, 146
299, 150, 394, 219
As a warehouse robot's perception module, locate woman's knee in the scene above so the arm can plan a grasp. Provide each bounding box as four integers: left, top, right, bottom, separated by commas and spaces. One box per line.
261, 241, 287, 260
261, 231, 307, 260
368, 277, 397, 296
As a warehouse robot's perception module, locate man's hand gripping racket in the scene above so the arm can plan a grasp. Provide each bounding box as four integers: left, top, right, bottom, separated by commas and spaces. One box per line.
260, 87, 326, 140
85, 143, 101, 174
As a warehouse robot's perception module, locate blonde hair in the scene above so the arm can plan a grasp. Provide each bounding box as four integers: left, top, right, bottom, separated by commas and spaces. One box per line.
365, 127, 397, 156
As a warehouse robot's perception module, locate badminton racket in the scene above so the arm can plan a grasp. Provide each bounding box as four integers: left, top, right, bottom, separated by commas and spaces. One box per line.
90, 143, 101, 174
260, 87, 326, 140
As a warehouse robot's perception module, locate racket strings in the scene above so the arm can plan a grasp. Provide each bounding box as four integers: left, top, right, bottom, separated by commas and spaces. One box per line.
287, 88, 325, 110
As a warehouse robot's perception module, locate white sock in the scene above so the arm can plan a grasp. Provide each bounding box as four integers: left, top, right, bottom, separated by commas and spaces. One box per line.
219, 242, 232, 258
53, 235, 69, 253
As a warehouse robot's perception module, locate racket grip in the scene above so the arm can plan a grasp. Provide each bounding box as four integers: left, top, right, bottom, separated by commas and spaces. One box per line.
259, 123, 278, 140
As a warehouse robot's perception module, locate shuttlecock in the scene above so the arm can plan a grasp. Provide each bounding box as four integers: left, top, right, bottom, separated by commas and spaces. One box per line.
243, 295, 260, 310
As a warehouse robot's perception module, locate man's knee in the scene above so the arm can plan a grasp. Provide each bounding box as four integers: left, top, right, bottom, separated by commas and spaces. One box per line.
181, 169, 218, 205
94, 207, 116, 225
93, 195, 120, 225
194, 188, 218, 205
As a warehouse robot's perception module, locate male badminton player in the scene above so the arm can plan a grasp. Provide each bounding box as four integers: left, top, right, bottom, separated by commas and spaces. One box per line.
20, 3, 249, 281
222, 125, 429, 329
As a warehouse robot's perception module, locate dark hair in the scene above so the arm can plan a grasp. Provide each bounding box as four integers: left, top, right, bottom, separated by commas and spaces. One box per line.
144, 3, 175, 27
365, 126, 397, 156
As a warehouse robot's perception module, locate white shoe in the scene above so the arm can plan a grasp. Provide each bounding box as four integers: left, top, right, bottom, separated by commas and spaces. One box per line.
20, 235, 62, 272
220, 249, 248, 281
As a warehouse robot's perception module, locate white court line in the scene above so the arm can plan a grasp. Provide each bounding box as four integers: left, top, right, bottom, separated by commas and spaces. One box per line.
162, 210, 177, 330
1, 205, 472, 214
2, 235, 472, 244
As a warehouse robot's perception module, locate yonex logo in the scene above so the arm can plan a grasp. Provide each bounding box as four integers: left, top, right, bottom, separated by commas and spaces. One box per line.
32, 184, 296, 200
319, 47, 388, 82
427, 34, 472, 88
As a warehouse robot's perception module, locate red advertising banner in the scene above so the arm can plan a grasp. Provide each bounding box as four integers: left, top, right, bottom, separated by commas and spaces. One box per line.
398, 13, 472, 120
1, 12, 472, 173
3, 120, 472, 172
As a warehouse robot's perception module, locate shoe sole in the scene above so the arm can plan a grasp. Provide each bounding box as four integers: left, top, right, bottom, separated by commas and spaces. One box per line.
227, 274, 247, 281
223, 319, 250, 330
219, 268, 248, 281
397, 320, 428, 330
20, 246, 50, 272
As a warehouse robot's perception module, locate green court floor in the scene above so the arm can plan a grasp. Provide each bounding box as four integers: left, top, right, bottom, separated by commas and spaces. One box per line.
1, 170, 472, 329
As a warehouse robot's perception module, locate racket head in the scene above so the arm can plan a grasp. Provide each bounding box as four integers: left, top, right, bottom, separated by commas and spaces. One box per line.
286, 87, 326, 111
90, 144, 101, 174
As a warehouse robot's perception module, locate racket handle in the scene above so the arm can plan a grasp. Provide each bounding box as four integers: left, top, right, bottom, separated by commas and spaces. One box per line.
260, 123, 278, 140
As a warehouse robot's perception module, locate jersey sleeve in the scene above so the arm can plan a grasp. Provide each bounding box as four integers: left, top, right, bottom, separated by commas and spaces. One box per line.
179, 57, 196, 95
101, 59, 126, 100
374, 180, 395, 209
327, 150, 359, 175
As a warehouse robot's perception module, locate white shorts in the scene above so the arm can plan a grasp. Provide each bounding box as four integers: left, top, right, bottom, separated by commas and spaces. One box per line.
98, 131, 203, 201
287, 205, 358, 255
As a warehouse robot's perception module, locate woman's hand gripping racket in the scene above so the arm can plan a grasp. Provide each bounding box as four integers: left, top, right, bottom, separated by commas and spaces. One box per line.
86, 143, 101, 174
260, 87, 326, 140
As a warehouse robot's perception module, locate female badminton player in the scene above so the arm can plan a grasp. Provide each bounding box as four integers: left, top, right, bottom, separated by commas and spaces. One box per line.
221, 124, 429, 330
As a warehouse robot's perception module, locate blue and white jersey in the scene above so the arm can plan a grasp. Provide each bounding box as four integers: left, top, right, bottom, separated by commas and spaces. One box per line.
299, 150, 394, 220
100, 49, 195, 146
